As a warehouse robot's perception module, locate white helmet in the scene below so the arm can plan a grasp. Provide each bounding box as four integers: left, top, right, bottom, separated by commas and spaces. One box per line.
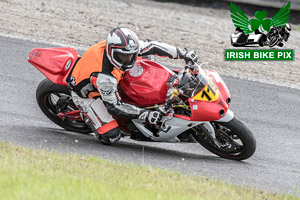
106, 27, 139, 71
285, 23, 291, 32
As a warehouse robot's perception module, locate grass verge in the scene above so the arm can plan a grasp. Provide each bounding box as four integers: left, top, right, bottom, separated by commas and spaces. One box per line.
0, 141, 298, 200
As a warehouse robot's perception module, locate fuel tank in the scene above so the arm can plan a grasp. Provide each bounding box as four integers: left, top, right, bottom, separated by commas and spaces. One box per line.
118, 59, 174, 107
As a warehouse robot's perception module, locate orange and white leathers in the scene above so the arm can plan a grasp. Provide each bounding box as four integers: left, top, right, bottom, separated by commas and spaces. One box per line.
71, 90, 117, 136
70, 73, 142, 144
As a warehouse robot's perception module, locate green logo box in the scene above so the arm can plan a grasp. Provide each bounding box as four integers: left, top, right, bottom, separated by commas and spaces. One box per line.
225, 49, 294, 61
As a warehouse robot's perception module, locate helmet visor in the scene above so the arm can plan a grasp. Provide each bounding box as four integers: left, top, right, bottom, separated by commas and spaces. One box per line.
113, 50, 138, 71
114, 52, 135, 65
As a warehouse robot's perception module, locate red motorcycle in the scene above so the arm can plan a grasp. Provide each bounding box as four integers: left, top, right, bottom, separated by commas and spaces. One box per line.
28, 47, 256, 160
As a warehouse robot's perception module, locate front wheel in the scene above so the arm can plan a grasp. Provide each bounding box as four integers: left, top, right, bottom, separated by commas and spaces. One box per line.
36, 78, 91, 133
192, 117, 256, 160
268, 36, 279, 47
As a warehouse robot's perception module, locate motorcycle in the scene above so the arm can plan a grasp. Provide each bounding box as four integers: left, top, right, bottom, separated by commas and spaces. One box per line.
266, 26, 290, 47
28, 47, 256, 160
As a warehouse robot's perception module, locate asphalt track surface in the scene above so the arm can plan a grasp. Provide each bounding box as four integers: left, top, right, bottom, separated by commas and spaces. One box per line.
1, 36, 300, 195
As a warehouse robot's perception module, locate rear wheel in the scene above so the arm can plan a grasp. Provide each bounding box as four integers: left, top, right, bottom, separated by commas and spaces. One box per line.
36, 78, 91, 133
192, 117, 256, 160
259, 35, 267, 47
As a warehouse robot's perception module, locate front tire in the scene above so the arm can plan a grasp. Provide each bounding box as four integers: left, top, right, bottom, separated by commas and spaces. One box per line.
268, 36, 279, 47
192, 117, 256, 160
36, 78, 91, 133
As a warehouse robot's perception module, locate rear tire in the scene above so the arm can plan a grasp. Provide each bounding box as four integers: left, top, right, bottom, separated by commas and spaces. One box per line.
192, 117, 256, 160
36, 78, 91, 133
258, 35, 266, 47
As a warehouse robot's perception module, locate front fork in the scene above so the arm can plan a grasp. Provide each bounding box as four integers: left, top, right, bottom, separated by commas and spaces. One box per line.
197, 110, 235, 147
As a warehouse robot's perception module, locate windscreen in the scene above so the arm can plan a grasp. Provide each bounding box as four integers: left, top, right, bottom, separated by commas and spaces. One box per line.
177, 68, 208, 98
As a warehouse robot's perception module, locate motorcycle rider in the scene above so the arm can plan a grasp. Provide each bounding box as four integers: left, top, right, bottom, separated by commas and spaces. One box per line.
279, 23, 291, 46
69, 27, 198, 144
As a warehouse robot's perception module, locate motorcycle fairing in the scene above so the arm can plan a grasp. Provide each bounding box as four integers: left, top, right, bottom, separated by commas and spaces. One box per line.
132, 117, 204, 142
28, 48, 80, 86
131, 67, 232, 142
192, 73, 220, 102
132, 110, 234, 143
121, 61, 230, 122
188, 70, 230, 122
215, 109, 234, 122
206, 69, 230, 102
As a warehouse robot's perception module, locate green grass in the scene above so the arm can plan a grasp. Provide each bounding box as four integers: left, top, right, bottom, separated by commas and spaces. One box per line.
0, 142, 298, 200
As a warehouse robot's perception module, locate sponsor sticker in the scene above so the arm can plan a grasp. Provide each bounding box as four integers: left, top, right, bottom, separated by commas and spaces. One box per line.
192, 105, 198, 110
65, 59, 72, 71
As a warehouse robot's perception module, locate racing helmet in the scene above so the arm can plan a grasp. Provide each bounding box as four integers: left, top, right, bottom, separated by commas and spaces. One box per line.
285, 23, 291, 32
106, 27, 139, 71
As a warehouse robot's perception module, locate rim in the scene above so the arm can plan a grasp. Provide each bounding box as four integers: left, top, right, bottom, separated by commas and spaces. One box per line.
43, 92, 88, 129
193, 122, 245, 156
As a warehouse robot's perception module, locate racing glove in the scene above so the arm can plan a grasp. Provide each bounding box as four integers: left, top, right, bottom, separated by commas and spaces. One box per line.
184, 50, 198, 64
138, 110, 163, 125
